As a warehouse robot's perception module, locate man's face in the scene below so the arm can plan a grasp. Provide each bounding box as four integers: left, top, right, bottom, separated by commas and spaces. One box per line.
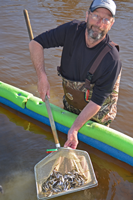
86, 8, 114, 41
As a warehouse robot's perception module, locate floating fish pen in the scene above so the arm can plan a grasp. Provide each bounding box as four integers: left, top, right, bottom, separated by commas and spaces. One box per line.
0, 81, 133, 166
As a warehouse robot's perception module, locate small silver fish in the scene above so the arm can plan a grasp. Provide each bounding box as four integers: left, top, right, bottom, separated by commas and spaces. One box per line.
42, 169, 87, 197
0, 185, 4, 194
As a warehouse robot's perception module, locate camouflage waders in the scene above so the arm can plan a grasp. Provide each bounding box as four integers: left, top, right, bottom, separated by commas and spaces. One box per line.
62, 71, 121, 126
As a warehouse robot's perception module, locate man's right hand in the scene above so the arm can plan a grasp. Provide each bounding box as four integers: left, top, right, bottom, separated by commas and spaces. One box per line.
37, 73, 50, 101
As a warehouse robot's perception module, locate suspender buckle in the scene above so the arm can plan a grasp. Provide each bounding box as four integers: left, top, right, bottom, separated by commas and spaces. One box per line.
86, 72, 93, 81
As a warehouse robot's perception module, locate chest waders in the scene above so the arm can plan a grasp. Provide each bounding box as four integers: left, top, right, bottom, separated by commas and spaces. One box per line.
58, 42, 121, 126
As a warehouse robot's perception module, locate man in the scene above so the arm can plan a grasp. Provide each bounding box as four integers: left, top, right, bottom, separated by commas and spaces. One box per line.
29, 0, 122, 149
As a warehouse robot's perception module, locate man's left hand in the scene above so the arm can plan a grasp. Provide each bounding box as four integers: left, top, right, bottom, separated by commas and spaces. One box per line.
64, 130, 78, 149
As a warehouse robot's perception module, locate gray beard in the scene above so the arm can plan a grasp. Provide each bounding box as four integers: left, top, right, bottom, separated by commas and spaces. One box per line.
87, 28, 105, 41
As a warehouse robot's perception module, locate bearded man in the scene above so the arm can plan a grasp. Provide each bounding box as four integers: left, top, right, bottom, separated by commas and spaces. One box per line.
29, 0, 122, 149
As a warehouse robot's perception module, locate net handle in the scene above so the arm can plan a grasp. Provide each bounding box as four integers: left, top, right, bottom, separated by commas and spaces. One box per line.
23, 9, 60, 148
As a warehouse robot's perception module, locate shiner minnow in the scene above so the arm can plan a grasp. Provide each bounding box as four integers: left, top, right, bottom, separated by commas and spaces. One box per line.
0, 185, 4, 194
42, 169, 87, 197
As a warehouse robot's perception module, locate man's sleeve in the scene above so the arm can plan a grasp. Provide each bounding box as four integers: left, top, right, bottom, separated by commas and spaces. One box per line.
91, 50, 122, 106
33, 21, 72, 48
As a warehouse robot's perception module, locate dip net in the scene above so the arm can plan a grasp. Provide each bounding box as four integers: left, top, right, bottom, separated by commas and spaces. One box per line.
34, 148, 98, 199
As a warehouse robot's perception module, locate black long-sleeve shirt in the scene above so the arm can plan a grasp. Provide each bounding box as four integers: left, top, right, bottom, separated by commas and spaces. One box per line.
34, 20, 122, 106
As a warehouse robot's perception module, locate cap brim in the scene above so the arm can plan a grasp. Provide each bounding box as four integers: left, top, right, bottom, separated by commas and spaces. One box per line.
90, 6, 115, 17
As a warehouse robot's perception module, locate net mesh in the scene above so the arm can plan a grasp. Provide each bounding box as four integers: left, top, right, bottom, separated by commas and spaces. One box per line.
34, 148, 97, 199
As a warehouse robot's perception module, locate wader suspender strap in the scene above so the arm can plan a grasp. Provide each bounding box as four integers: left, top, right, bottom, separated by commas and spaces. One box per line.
85, 41, 119, 90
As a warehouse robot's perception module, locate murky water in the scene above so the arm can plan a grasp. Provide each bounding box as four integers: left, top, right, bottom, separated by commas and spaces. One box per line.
0, 0, 133, 199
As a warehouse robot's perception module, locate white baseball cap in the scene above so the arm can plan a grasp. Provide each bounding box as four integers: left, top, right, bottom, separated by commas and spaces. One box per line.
90, 0, 116, 17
